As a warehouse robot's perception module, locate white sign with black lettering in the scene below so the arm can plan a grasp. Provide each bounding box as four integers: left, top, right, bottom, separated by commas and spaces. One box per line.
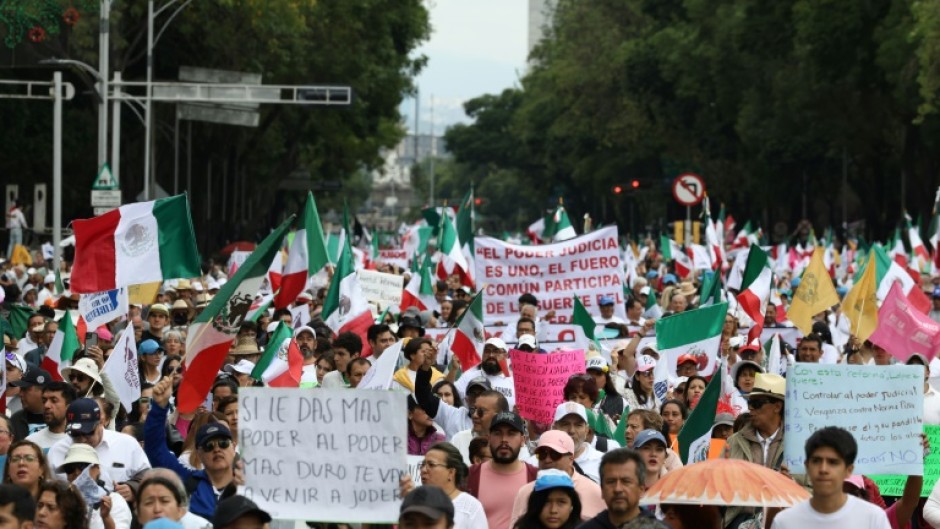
239, 388, 407, 522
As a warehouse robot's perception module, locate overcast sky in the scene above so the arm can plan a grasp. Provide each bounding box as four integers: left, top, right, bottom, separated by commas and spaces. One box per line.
402, 0, 530, 135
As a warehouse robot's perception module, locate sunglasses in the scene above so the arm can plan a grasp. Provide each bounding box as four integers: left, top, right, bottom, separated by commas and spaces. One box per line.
535, 449, 566, 461
200, 439, 232, 452
69, 374, 89, 382
470, 407, 488, 417
63, 463, 90, 474
748, 398, 773, 410
139, 397, 152, 404
166, 366, 183, 374
636, 371, 654, 378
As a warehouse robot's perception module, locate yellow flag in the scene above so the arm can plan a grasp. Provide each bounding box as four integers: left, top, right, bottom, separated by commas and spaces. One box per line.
841, 253, 879, 341
788, 248, 841, 334
128, 282, 161, 305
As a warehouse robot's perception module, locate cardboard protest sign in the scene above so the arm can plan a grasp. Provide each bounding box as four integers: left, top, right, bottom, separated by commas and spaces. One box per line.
510, 349, 586, 424
407, 455, 424, 486
871, 425, 940, 497
474, 226, 626, 326
783, 364, 924, 476
78, 288, 127, 329
239, 388, 407, 522
357, 269, 404, 310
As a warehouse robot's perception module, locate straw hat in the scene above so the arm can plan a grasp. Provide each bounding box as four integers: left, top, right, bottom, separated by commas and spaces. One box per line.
230, 337, 260, 356
170, 299, 195, 319
677, 281, 697, 298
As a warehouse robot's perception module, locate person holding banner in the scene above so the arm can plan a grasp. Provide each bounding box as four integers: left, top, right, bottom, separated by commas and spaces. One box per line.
418, 442, 487, 529
415, 365, 483, 439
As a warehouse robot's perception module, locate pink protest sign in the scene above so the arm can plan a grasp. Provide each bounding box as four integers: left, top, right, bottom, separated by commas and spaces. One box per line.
869, 282, 940, 363
510, 349, 586, 424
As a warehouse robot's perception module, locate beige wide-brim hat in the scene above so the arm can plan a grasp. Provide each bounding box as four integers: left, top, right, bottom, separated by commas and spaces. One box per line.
170, 299, 195, 320
747, 373, 786, 401
230, 337, 260, 356
61, 358, 103, 386
677, 281, 697, 298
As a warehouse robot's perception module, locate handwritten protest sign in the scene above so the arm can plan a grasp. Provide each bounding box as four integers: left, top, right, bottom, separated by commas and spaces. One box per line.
511, 349, 586, 424
474, 226, 626, 325
407, 455, 424, 486
357, 270, 404, 310
239, 388, 407, 522
783, 364, 924, 475
871, 425, 940, 497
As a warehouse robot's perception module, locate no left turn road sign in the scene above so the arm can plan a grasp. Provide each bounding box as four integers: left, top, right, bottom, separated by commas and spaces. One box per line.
672, 173, 705, 206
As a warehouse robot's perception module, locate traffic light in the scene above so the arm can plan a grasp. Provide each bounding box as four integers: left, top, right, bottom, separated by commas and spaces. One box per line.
474, 197, 483, 206
613, 185, 623, 194
631, 179, 640, 189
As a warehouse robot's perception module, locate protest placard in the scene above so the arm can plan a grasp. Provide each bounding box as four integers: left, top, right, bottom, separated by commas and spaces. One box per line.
871, 425, 940, 497
407, 455, 424, 487
783, 364, 924, 476
128, 282, 160, 305
239, 388, 407, 522
474, 226, 626, 325
379, 249, 409, 270
510, 349, 586, 424
78, 287, 127, 329
357, 269, 404, 310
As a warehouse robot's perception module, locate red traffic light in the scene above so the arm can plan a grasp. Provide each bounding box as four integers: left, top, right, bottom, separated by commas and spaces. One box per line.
631, 179, 640, 189
474, 197, 483, 206
613, 185, 623, 194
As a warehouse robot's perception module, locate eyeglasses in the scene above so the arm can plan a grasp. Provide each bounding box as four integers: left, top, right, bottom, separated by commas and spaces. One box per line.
9, 454, 38, 464
535, 449, 566, 461
0, 430, 10, 436
419, 461, 448, 470
166, 366, 183, 374
200, 439, 232, 452
139, 397, 152, 404
748, 398, 773, 410
471, 407, 488, 417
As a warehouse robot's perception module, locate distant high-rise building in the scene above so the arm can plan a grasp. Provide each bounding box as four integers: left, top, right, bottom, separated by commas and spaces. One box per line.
528, 0, 556, 57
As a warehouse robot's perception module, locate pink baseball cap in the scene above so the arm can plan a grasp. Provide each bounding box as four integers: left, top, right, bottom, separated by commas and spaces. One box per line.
537, 430, 575, 455
844, 475, 865, 490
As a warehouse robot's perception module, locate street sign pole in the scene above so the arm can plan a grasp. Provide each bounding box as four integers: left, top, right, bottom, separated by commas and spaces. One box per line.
53, 72, 63, 272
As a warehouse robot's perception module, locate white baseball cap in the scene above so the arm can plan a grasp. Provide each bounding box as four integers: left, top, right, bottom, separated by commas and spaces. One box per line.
553, 402, 588, 424
484, 337, 507, 351
636, 355, 657, 372
518, 335, 538, 348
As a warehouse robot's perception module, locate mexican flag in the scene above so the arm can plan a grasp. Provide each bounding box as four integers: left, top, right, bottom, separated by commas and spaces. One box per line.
526, 217, 546, 244
660, 236, 692, 278
71, 195, 201, 293
322, 234, 374, 348
251, 322, 302, 387
703, 195, 723, 270
907, 215, 930, 270
699, 272, 723, 307
44, 313, 80, 381
552, 205, 576, 241
736, 244, 773, 341
869, 244, 931, 314
677, 368, 722, 464
456, 189, 476, 286
275, 192, 330, 309
572, 295, 601, 351
437, 214, 471, 285
437, 292, 484, 370
401, 254, 438, 313
177, 217, 293, 413
656, 302, 727, 378
267, 250, 284, 293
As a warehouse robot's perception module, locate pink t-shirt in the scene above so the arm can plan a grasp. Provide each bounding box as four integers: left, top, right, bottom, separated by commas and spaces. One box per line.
478, 462, 531, 529
885, 502, 908, 529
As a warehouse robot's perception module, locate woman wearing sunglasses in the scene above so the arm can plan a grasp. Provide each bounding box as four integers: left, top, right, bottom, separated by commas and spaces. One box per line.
57, 443, 132, 529
417, 442, 487, 529
144, 376, 240, 519
2, 440, 51, 500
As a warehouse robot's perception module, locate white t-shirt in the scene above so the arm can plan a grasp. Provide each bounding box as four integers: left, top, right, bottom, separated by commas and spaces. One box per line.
771, 495, 891, 529
453, 492, 488, 529
454, 368, 515, 409
925, 386, 940, 425
26, 427, 68, 450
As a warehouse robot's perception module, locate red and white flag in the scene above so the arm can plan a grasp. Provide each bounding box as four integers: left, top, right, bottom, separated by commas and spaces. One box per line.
400, 254, 439, 313
275, 192, 330, 309
322, 236, 374, 354
437, 292, 484, 370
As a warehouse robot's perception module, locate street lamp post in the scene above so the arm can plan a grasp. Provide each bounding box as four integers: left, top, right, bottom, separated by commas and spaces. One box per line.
39, 58, 107, 172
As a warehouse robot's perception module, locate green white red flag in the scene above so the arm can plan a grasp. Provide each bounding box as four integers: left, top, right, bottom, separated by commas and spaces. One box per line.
736, 244, 773, 341
71, 195, 201, 293
322, 233, 374, 353
400, 254, 438, 313
660, 235, 692, 278
251, 321, 302, 387
44, 313, 80, 381
437, 291, 484, 370
275, 192, 330, 308
177, 217, 293, 413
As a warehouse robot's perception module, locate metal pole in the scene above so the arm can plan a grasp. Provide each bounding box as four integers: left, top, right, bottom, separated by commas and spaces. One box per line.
842, 146, 847, 228
207, 159, 212, 220
173, 106, 179, 195
143, 0, 154, 200
98, 0, 110, 170
685, 205, 691, 245
186, 120, 192, 192
111, 72, 122, 186
53, 72, 63, 271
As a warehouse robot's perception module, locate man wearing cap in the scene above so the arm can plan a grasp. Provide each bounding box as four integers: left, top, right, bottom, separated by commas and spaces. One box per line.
26, 380, 76, 449
594, 296, 627, 338
10, 367, 52, 440
450, 390, 521, 465
145, 377, 239, 519
510, 430, 606, 526
415, 363, 488, 440
675, 354, 698, 378
293, 325, 318, 385
467, 411, 537, 529
212, 495, 271, 529
141, 304, 170, 344
398, 315, 425, 340
48, 398, 151, 502
399, 486, 454, 529
550, 402, 604, 483
58, 442, 133, 529
14, 313, 46, 357
454, 338, 515, 409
